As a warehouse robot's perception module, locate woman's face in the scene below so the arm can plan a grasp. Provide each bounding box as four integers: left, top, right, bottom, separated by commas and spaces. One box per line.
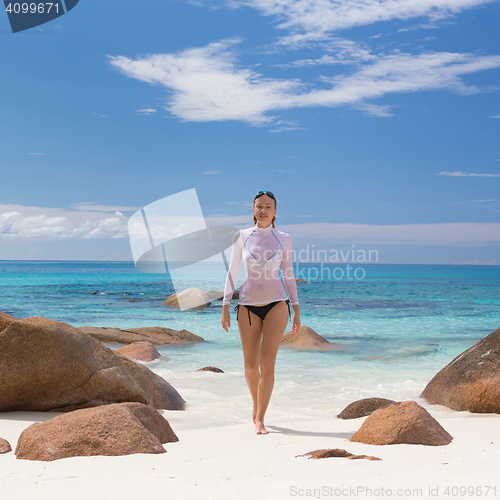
253, 194, 277, 227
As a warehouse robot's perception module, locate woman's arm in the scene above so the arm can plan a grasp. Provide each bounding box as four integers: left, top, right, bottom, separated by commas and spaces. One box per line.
281, 234, 300, 334
291, 303, 301, 335
221, 231, 242, 331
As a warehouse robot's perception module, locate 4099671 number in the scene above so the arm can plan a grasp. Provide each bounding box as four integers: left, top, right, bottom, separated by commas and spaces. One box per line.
5, 3, 60, 14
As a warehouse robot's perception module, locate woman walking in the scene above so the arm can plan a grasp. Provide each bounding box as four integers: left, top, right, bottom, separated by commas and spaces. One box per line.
221, 191, 300, 434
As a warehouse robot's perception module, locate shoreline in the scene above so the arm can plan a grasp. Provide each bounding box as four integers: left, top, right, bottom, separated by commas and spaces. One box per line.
1, 408, 499, 499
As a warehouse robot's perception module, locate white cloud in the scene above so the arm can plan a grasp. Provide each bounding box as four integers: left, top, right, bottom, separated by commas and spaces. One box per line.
28, 153, 46, 156
202, 170, 222, 174
275, 38, 375, 66
110, 40, 500, 126
199, 215, 500, 247
204, 214, 253, 226
450, 198, 497, 204
136, 108, 157, 115
270, 119, 304, 132
234, 0, 494, 43
490, 115, 500, 118
279, 221, 500, 247
436, 171, 500, 177
109, 38, 303, 126
0, 203, 129, 240
70, 202, 141, 212
355, 103, 394, 117
3, 203, 499, 249
454, 259, 499, 264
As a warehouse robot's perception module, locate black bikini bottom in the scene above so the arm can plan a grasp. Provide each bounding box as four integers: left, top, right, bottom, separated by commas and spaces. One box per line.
235, 299, 290, 326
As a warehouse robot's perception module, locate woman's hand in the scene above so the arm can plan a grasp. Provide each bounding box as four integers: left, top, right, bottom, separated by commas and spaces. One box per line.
221, 305, 231, 332
291, 304, 301, 335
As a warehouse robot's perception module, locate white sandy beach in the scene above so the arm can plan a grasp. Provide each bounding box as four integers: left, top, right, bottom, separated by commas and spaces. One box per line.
1, 406, 499, 500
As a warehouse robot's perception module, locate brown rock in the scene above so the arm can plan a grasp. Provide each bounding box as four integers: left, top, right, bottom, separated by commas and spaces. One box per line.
296, 448, 381, 461
116, 342, 161, 362
127, 298, 139, 302
295, 278, 307, 282
196, 366, 224, 373
15, 402, 178, 461
421, 326, 500, 413
281, 325, 342, 350
163, 288, 211, 310
338, 398, 397, 419
0, 438, 12, 454
0, 311, 18, 333
0, 316, 185, 412
79, 325, 204, 346
350, 401, 453, 446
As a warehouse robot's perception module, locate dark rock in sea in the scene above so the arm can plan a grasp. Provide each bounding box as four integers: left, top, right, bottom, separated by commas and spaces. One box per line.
127, 298, 139, 302
0, 438, 12, 454
350, 401, 453, 446
196, 366, 224, 373
15, 402, 178, 461
0, 315, 185, 412
421, 326, 500, 413
281, 325, 342, 350
338, 398, 397, 419
79, 325, 204, 346
296, 448, 381, 461
116, 341, 161, 363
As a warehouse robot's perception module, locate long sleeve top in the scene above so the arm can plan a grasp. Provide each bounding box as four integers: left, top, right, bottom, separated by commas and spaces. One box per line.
222, 224, 299, 306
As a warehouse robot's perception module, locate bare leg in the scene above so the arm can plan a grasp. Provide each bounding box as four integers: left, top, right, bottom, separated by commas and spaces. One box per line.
237, 302, 289, 434
255, 301, 289, 434
237, 306, 263, 425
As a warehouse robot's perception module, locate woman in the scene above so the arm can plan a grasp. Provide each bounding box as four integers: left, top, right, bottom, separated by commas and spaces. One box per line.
221, 190, 300, 435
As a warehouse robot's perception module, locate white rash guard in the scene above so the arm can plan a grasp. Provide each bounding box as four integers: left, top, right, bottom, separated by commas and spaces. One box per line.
223, 225, 299, 306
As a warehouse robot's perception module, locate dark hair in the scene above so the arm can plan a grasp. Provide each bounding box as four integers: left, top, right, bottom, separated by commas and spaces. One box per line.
253, 191, 276, 228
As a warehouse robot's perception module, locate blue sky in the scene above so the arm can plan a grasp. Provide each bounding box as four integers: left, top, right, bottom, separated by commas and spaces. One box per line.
1, 0, 499, 264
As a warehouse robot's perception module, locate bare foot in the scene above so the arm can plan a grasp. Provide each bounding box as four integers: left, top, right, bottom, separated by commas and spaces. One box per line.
255, 421, 269, 435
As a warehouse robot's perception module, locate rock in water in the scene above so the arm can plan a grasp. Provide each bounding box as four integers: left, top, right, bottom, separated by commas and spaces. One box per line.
116, 342, 161, 362
0, 438, 12, 454
163, 288, 211, 309
338, 398, 396, 419
281, 325, 342, 350
0, 316, 185, 412
15, 402, 178, 461
204, 290, 239, 301
350, 401, 453, 446
421, 326, 500, 413
79, 325, 204, 346
196, 366, 224, 373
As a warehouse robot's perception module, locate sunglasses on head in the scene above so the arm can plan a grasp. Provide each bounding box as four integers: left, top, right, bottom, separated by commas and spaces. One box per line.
254, 190, 276, 201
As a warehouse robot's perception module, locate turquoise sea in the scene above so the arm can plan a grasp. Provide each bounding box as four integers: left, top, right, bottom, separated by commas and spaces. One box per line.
1, 261, 499, 422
